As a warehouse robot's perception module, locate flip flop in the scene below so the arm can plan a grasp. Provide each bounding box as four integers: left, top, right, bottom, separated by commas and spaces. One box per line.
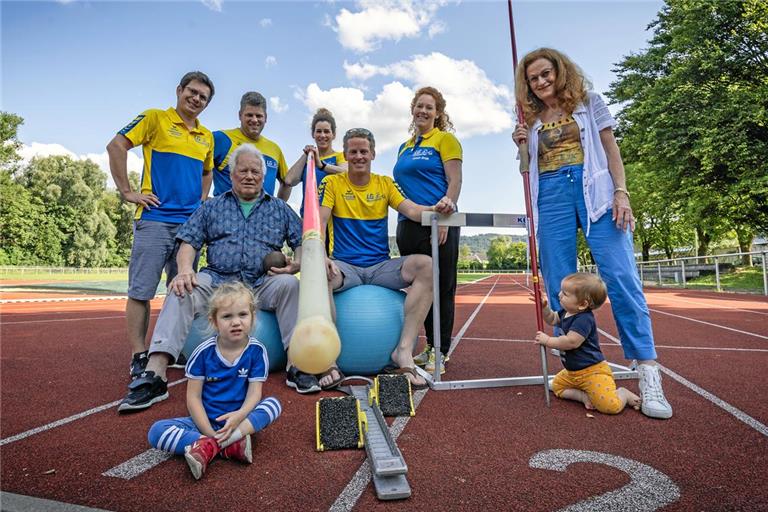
384, 366, 429, 390
319, 366, 345, 391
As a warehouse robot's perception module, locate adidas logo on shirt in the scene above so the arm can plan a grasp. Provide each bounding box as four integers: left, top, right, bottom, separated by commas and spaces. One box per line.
238, 368, 249, 378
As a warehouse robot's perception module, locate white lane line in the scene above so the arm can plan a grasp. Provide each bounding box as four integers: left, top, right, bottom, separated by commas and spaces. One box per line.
328, 276, 501, 512
2, 313, 159, 325
0, 296, 129, 304
0, 379, 186, 447
649, 308, 768, 340
460, 336, 768, 353
648, 294, 768, 316
102, 449, 173, 479
0, 491, 114, 512
508, 278, 768, 341
599, 330, 768, 438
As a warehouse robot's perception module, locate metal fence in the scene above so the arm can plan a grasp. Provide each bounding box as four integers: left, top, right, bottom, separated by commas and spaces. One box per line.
581, 250, 768, 296
0, 266, 128, 276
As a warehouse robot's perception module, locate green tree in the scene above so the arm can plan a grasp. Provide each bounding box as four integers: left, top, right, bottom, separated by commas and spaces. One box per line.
17, 155, 117, 266
0, 112, 24, 172
610, 0, 768, 258
0, 171, 64, 265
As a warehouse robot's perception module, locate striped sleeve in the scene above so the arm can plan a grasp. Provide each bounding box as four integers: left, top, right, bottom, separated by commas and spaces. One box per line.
386, 176, 407, 210
118, 109, 157, 147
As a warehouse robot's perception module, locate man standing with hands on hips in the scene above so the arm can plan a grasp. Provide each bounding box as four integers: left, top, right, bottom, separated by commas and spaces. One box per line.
107, 71, 215, 385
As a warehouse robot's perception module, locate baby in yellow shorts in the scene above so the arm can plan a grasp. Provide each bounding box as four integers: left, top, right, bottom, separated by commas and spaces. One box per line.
535, 272, 640, 414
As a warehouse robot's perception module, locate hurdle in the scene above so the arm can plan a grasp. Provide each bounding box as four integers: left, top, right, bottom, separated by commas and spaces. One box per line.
418, 211, 639, 391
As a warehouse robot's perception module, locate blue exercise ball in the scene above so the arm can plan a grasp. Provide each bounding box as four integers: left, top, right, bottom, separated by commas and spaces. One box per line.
181, 310, 287, 372
335, 285, 407, 375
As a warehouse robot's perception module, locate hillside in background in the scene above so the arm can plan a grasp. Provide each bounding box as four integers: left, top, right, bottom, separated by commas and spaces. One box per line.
389, 233, 526, 260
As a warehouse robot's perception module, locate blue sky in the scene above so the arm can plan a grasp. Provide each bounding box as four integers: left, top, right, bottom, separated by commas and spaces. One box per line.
2, 0, 664, 234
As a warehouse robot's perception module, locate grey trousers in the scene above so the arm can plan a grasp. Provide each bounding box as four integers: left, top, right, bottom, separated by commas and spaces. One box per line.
149, 272, 299, 364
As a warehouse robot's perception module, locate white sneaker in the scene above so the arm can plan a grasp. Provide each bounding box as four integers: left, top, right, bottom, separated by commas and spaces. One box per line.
637, 363, 673, 419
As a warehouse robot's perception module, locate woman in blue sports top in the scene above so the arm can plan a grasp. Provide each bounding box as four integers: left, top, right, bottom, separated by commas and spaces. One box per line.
393, 86, 462, 375
285, 108, 348, 217
511, 47, 671, 419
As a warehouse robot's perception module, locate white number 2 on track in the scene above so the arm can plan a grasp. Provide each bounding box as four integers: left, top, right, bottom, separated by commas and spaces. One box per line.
529, 449, 681, 511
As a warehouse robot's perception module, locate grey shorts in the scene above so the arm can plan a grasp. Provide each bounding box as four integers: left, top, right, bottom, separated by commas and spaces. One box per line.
127, 219, 183, 301
333, 257, 410, 293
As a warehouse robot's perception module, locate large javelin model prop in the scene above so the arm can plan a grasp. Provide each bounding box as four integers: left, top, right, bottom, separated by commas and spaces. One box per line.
508, 0, 550, 406
288, 153, 341, 375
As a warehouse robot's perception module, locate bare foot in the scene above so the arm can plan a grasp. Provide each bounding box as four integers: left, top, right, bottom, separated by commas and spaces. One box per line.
318, 368, 342, 388
390, 347, 426, 387
619, 387, 642, 410
583, 398, 595, 410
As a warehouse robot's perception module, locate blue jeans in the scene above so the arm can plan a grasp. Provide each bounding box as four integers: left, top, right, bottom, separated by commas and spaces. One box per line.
537, 165, 656, 361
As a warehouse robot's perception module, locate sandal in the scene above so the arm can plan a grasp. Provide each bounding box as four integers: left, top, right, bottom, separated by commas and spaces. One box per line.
384, 366, 429, 390
319, 366, 345, 391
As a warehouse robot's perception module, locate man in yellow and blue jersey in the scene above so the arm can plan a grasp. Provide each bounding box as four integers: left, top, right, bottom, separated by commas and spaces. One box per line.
211, 92, 291, 200
107, 71, 215, 384
318, 128, 455, 390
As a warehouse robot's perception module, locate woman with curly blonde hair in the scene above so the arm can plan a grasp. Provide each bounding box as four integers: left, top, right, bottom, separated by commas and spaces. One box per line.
512, 48, 672, 419
393, 86, 462, 375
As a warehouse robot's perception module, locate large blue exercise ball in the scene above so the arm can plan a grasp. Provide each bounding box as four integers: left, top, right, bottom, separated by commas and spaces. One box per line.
335, 285, 407, 375
181, 310, 287, 372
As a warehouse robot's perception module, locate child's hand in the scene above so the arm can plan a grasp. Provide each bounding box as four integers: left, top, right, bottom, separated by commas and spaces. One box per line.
214, 412, 242, 443
528, 293, 548, 309
535, 331, 550, 346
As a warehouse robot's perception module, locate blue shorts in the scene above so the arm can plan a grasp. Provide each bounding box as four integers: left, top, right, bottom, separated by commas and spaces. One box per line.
333, 257, 409, 293
127, 219, 182, 301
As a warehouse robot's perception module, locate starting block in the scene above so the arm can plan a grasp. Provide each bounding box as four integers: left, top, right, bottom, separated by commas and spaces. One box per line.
315, 375, 413, 500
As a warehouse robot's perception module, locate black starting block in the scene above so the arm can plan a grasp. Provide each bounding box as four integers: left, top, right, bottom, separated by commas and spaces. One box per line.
315, 375, 414, 500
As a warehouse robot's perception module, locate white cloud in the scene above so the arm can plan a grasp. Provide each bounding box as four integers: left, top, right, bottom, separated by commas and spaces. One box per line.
337, 52, 513, 140
297, 82, 413, 152
269, 97, 288, 113
259, 18, 272, 27
333, 0, 448, 53
201, 0, 223, 12
20, 143, 144, 189
265, 56, 277, 68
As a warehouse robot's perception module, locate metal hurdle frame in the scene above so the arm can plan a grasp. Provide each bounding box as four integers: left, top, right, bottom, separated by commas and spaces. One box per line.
418, 211, 639, 391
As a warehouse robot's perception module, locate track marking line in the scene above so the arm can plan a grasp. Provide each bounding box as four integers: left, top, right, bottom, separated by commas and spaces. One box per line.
0, 379, 186, 447
102, 449, 173, 480
0, 491, 114, 512
508, 278, 768, 341
329, 276, 502, 512
648, 308, 768, 340
648, 294, 768, 317
2, 313, 159, 325
460, 336, 768, 353
599, 329, 768, 438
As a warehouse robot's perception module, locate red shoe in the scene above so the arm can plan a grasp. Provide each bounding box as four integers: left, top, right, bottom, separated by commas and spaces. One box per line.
220, 435, 253, 464
184, 436, 221, 480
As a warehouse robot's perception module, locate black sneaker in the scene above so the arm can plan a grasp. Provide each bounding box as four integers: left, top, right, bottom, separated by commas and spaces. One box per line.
118, 371, 168, 413
285, 366, 321, 394
169, 353, 187, 370
129, 351, 149, 380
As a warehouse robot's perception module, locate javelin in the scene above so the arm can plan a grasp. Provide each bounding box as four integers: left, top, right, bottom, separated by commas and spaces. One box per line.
507, 0, 550, 407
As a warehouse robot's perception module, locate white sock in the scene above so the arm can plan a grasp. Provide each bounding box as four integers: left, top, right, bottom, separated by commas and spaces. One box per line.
219, 428, 244, 449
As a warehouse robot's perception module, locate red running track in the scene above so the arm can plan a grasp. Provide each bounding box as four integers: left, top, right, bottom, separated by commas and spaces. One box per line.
1, 275, 767, 511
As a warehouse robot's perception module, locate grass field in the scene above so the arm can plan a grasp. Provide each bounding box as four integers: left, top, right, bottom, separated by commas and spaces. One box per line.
685, 266, 766, 293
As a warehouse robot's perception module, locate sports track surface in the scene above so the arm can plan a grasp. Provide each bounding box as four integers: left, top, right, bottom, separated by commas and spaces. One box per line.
1, 274, 767, 511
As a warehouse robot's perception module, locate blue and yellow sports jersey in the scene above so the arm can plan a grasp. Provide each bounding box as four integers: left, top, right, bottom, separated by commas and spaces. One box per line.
299, 151, 346, 217
186, 336, 268, 423
118, 107, 213, 223
319, 172, 405, 267
393, 128, 461, 221
212, 129, 288, 197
